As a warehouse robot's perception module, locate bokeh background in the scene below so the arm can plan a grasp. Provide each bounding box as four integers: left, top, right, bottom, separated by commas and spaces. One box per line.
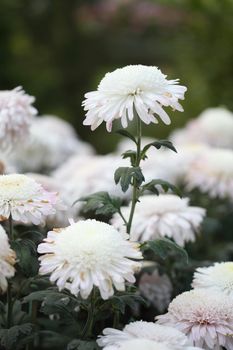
1, 0, 233, 152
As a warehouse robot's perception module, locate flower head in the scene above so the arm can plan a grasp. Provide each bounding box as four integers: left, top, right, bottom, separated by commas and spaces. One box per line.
0, 87, 37, 150
104, 339, 202, 350
98, 321, 196, 349
111, 195, 206, 247
192, 262, 233, 296
82, 65, 187, 131
156, 289, 233, 350
0, 174, 58, 224
0, 225, 16, 293
186, 148, 233, 200
38, 219, 142, 299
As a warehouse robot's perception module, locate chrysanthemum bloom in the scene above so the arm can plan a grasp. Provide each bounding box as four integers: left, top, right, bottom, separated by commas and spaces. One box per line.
106, 338, 203, 350
171, 107, 233, 149
186, 148, 233, 200
0, 225, 16, 293
0, 86, 37, 151
98, 321, 196, 349
139, 269, 172, 312
156, 289, 233, 350
82, 65, 187, 131
38, 219, 142, 299
111, 195, 206, 247
9, 115, 94, 172
192, 262, 233, 296
0, 174, 58, 225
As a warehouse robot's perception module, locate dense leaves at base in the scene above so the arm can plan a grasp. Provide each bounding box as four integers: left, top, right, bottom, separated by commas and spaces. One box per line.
0, 323, 34, 350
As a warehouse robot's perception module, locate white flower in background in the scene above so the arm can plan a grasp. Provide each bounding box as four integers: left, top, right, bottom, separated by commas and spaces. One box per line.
111, 195, 206, 247
38, 219, 142, 300
139, 269, 172, 312
26, 173, 70, 228
104, 338, 203, 350
98, 321, 196, 349
192, 262, 233, 296
0, 225, 16, 293
9, 115, 94, 172
186, 148, 233, 200
0, 174, 58, 225
156, 289, 233, 350
0, 86, 37, 151
83, 65, 187, 131
171, 107, 233, 149
53, 154, 130, 216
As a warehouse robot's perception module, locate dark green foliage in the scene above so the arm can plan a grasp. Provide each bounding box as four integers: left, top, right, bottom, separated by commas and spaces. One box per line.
140, 179, 182, 197
141, 140, 177, 159
0, 323, 34, 350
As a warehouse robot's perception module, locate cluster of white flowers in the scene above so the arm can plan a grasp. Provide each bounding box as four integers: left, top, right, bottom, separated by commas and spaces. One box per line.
38, 219, 142, 299
0, 225, 16, 293
9, 115, 94, 172
111, 195, 206, 247
0, 87, 37, 151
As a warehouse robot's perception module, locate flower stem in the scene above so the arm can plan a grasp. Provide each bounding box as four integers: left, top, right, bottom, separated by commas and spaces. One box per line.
7, 215, 14, 328
126, 116, 142, 234
81, 289, 95, 339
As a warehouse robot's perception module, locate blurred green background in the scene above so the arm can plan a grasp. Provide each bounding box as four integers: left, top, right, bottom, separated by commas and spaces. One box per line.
1, 0, 233, 152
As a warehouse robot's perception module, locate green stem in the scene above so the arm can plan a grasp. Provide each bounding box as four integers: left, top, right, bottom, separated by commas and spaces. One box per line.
81, 290, 95, 339
7, 215, 14, 328
126, 116, 142, 234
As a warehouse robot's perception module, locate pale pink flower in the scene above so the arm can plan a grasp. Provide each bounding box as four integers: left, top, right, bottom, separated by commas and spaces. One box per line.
0, 225, 16, 293
156, 289, 233, 350
0, 86, 37, 151
0, 174, 58, 225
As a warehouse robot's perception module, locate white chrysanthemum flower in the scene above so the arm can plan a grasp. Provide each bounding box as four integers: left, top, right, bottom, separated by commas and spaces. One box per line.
186, 148, 233, 200
98, 321, 197, 349
53, 154, 130, 216
82, 65, 187, 131
192, 262, 233, 296
38, 219, 142, 300
139, 269, 172, 312
111, 195, 206, 247
105, 338, 203, 350
0, 174, 58, 225
171, 107, 233, 149
156, 289, 233, 350
0, 225, 16, 293
9, 115, 94, 172
0, 86, 37, 151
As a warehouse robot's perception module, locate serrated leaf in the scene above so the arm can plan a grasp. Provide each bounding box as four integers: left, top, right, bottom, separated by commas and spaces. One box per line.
114, 166, 145, 192
121, 150, 137, 165
141, 179, 182, 197
116, 129, 137, 144
141, 140, 177, 158
74, 191, 122, 216
142, 238, 188, 264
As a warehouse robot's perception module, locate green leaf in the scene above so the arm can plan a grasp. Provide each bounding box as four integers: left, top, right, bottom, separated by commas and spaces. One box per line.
37, 331, 70, 349
0, 324, 34, 350
102, 292, 147, 315
141, 179, 182, 197
142, 238, 188, 264
141, 140, 177, 158
116, 129, 137, 144
114, 166, 145, 192
75, 191, 122, 216
12, 239, 39, 277
121, 150, 137, 165
67, 339, 100, 350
